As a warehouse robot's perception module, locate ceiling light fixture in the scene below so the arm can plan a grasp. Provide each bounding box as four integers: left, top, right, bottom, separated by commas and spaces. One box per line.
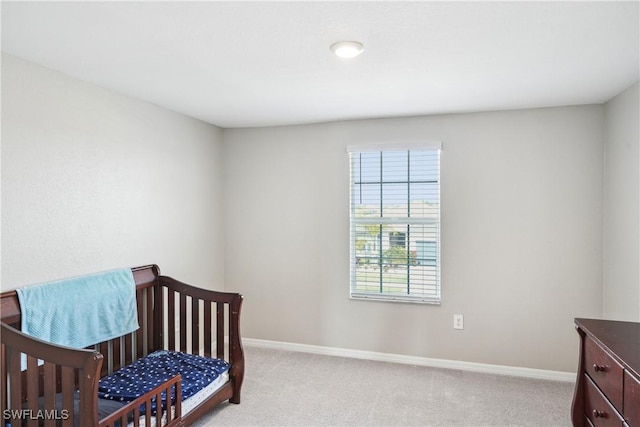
330, 41, 364, 59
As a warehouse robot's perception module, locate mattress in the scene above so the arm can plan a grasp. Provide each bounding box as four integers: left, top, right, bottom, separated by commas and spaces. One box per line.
99, 350, 229, 409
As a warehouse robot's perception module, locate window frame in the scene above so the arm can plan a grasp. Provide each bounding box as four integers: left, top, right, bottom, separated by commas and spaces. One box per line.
348, 142, 442, 304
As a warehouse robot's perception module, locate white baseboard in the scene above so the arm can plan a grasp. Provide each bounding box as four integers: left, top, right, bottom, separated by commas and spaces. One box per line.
243, 338, 576, 382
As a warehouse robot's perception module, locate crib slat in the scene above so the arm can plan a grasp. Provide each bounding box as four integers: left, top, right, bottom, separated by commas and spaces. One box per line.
204, 301, 212, 357
107, 341, 115, 374
144, 396, 151, 427
120, 337, 125, 369
155, 389, 162, 426
8, 348, 22, 426
61, 366, 75, 427
26, 355, 39, 427
43, 362, 56, 427
168, 289, 176, 351
192, 297, 200, 355
153, 284, 163, 352
175, 378, 182, 422
146, 287, 154, 355
167, 383, 174, 424
216, 302, 224, 359
112, 338, 120, 372
136, 289, 146, 354
136, 288, 145, 358
124, 333, 133, 366
179, 293, 187, 352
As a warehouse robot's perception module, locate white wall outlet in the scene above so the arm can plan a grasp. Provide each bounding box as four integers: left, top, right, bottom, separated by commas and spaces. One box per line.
453, 314, 464, 330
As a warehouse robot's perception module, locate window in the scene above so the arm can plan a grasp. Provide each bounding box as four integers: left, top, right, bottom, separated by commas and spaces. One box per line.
349, 143, 441, 303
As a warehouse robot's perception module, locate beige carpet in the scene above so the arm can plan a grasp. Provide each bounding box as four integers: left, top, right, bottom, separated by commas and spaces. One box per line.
193, 346, 574, 427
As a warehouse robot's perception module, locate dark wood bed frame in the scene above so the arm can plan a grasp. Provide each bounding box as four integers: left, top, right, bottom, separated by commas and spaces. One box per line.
0, 264, 244, 427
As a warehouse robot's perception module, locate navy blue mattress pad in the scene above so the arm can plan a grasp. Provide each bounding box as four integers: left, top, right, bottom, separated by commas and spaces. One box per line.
98, 350, 230, 407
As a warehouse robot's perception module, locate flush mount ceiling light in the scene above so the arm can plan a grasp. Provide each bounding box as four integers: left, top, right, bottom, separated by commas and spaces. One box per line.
330, 41, 364, 59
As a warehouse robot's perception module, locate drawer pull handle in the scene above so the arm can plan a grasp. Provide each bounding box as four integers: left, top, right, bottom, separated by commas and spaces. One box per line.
592, 409, 606, 418
593, 364, 607, 372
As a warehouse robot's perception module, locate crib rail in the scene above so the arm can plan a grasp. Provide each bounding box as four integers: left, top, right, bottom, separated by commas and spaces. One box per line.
1, 322, 103, 427
98, 374, 182, 427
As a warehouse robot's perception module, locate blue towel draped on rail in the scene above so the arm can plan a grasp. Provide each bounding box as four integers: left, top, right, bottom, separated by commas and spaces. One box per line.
16, 268, 139, 350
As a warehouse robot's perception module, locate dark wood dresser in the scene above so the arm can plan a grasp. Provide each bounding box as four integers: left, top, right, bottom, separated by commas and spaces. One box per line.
572, 318, 640, 427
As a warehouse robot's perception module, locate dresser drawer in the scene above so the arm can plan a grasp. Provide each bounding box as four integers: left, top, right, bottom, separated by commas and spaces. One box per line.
624, 370, 640, 426
585, 335, 624, 412
585, 374, 624, 426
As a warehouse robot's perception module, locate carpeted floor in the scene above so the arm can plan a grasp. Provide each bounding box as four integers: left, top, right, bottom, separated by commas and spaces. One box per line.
193, 346, 574, 427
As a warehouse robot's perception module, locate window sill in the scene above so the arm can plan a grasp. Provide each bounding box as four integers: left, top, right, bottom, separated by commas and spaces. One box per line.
350, 293, 441, 305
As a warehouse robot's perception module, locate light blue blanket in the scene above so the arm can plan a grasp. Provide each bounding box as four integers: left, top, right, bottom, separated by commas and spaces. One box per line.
16, 268, 139, 350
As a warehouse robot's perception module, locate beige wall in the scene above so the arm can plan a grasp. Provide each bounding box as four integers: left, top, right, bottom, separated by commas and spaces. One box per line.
223, 106, 604, 373
1, 54, 226, 289
603, 82, 640, 320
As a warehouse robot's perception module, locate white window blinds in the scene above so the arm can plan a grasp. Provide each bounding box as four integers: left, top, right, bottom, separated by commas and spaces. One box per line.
348, 144, 441, 303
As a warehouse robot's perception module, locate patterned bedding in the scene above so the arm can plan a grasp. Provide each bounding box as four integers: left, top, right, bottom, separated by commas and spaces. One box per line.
98, 350, 230, 412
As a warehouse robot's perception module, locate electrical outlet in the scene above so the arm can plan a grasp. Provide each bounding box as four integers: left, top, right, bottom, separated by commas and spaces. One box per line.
453, 314, 464, 330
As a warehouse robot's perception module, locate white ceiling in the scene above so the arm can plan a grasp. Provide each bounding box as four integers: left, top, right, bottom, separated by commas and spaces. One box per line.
2, 1, 639, 129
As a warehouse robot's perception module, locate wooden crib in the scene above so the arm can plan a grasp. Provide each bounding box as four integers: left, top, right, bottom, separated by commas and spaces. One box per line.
0, 265, 244, 427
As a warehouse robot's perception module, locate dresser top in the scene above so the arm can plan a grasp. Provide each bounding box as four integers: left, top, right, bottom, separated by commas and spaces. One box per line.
575, 318, 640, 378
